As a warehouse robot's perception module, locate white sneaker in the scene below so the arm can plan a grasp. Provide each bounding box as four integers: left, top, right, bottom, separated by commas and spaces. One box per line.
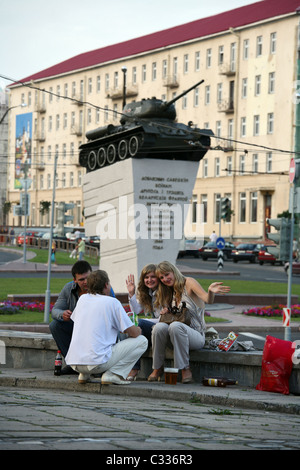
78, 373, 90, 384
101, 371, 130, 385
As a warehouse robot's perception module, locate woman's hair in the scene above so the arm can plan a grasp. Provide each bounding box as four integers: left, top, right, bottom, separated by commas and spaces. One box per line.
136, 263, 157, 313
155, 261, 186, 308
87, 270, 109, 294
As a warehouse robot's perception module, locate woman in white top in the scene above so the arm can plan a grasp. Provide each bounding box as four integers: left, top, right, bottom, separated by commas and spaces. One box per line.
126, 263, 159, 381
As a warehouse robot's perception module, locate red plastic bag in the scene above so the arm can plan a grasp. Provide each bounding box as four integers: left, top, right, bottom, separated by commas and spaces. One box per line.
256, 335, 293, 395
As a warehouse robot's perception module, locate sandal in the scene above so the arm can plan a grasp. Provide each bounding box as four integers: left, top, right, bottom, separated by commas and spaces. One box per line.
147, 367, 164, 382
181, 367, 194, 384
126, 369, 139, 381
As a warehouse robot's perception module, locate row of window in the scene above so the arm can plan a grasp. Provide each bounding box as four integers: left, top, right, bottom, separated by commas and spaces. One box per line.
193, 191, 258, 225
20, 31, 277, 108
32, 169, 83, 191
30, 201, 82, 227
202, 152, 274, 178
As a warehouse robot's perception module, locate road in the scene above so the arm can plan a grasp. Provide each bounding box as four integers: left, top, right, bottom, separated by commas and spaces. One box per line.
177, 256, 300, 284
0, 386, 299, 451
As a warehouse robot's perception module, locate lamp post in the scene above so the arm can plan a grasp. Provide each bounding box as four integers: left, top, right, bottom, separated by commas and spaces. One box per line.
0, 103, 27, 125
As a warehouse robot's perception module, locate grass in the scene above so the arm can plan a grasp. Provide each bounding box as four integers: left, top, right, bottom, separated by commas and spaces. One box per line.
4, 246, 99, 266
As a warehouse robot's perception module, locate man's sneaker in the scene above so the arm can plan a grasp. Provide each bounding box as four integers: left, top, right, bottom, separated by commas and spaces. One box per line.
101, 371, 130, 385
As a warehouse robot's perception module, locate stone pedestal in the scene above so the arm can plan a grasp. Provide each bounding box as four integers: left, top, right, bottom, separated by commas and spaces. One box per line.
83, 158, 201, 293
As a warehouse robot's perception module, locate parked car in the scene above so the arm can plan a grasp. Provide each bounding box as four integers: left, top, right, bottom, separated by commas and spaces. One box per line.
85, 236, 100, 247
258, 245, 283, 265
16, 231, 38, 246
284, 260, 300, 275
231, 243, 260, 263
199, 241, 235, 260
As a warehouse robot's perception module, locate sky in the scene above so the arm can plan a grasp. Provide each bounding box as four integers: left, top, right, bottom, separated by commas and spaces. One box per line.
0, 0, 255, 90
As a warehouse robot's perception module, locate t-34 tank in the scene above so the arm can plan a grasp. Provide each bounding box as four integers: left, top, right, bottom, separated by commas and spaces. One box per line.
79, 79, 213, 172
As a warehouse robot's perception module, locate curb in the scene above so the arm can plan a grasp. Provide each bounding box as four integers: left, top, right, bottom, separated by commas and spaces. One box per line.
0, 370, 299, 415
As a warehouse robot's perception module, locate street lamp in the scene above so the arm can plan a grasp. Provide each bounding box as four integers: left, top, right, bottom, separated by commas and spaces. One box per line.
0, 103, 27, 125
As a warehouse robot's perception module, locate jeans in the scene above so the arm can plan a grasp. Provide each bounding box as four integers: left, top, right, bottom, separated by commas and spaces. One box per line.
49, 319, 74, 358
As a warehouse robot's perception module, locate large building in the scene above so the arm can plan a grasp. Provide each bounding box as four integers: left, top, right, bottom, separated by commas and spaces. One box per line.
4, 0, 300, 241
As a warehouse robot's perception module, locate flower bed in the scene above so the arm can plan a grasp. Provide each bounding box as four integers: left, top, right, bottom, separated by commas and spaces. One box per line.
0, 301, 54, 315
243, 304, 300, 317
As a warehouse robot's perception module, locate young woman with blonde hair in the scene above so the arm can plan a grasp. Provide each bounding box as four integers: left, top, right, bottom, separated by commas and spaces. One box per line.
148, 261, 230, 384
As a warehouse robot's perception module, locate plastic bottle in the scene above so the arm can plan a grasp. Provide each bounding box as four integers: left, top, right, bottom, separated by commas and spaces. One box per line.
202, 377, 238, 387
54, 350, 62, 376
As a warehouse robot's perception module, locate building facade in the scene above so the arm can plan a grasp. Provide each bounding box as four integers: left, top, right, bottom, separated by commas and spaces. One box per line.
4, 0, 300, 241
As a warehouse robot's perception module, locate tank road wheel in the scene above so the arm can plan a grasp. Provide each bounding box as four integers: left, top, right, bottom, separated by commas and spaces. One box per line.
128, 135, 139, 156
118, 140, 128, 160
107, 143, 117, 164
88, 151, 97, 171
97, 147, 106, 167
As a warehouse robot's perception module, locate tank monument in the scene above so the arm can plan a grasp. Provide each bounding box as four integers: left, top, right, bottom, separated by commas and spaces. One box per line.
79, 80, 213, 292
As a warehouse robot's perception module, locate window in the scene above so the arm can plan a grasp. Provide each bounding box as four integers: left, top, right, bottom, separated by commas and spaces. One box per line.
240, 117, 246, 137
132, 67, 137, 84
162, 60, 167, 79
183, 54, 189, 74
63, 113, 67, 129
243, 39, 249, 60
70, 172, 74, 187
216, 121, 221, 141
64, 83, 68, 97
205, 85, 210, 105
227, 156, 232, 176
201, 195, 207, 223
192, 195, 197, 223
230, 42, 236, 72
47, 145, 51, 161
268, 72, 275, 93
194, 88, 199, 107
252, 154, 258, 173
173, 57, 178, 81
267, 112, 274, 134
96, 108, 100, 124
255, 75, 261, 96
87, 108, 92, 124
215, 157, 220, 177
88, 78, 92, 93
49, 87, 53, 103
242, 78, 247, 98
80, 80, 84, 101
142, 64, 147, 82
152, 62, 157, 81
203, 159, 208, 178
56, 114, 60, 131
62, 172, 66, 188
97, 76, 101, 93
182, 93, 187, 109
239, 192, 246, 223
195, 51, 200, 71
215, 193, 221, 223
114, 71, 118, 89
256, 36, 263, 57
105, 74, 109, 91
62, 143, 66, 159
239, 154, 245, 174
253, 115, 260, 136
206, 49, 212, 68
72, 82, 76, 97
217, 83, 222, 103
266, 152, 272, 173
218, 45, 224, 65
270, 32, 276, 54
48, 116, 52, 132
250, 192, 258, 222
56, 85, 60, 101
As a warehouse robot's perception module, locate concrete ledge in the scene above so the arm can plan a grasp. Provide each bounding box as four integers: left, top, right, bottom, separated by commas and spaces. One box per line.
6, 292, 299, 305
0, 329, 299, 394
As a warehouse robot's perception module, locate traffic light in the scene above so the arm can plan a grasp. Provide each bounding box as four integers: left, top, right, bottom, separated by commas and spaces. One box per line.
221, 197, 231, 222
266, 217, 292, 261
56, 202, 75, 236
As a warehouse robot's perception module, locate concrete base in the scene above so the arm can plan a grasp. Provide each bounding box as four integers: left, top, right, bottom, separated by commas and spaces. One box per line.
0, 330, 299, 394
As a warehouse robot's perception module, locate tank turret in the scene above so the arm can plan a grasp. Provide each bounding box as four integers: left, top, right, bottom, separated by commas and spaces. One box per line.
79, 79, 213, 172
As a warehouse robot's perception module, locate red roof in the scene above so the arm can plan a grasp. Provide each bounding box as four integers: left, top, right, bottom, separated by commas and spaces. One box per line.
16, 0, 300, 84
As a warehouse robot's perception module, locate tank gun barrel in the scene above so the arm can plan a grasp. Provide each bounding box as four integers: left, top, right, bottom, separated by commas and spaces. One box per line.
161, 79, 204, 109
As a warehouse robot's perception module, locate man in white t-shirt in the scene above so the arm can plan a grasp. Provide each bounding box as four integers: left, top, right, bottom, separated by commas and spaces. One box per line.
65, 270, 148, 385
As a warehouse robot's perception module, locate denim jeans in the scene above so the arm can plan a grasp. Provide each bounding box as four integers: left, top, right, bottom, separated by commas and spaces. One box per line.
49, 319, 74, 358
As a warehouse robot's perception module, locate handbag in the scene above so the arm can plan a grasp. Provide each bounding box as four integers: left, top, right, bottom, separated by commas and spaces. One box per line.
159, 301, 191, 326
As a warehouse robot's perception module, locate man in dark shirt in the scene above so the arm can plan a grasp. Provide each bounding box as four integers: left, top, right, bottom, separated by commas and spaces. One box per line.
49, 261, 92, 374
